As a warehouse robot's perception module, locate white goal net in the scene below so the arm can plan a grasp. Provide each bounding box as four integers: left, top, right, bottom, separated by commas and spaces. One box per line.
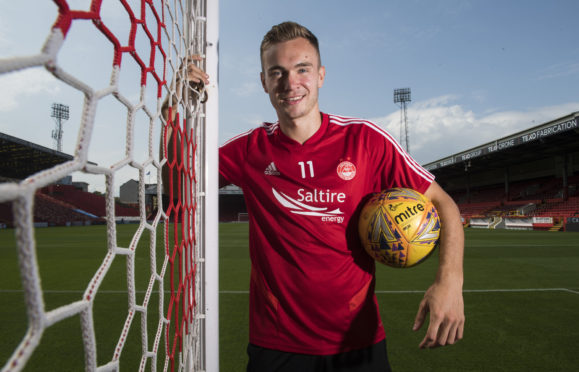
0, 1, 218, 371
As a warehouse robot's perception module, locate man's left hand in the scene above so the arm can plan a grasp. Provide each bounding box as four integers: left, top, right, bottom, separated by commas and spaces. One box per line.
412, 280, 464, 348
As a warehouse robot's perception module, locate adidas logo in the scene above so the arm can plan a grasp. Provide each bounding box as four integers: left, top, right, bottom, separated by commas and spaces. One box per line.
264, 162, 280, 176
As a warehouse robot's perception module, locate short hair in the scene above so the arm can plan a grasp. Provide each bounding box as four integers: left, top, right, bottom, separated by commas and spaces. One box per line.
260, 21, 321, 70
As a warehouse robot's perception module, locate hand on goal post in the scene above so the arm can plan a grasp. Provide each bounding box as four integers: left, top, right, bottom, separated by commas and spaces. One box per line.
161, 55, 210, 123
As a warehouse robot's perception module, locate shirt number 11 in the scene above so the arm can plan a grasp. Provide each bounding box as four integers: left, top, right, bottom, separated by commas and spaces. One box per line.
298, 161, 314, 178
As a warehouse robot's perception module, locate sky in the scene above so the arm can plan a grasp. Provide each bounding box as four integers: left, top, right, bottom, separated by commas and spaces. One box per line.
0, 0, 578, 193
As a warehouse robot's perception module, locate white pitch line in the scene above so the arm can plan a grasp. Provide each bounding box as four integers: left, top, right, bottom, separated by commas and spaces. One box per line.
462, 288, 579, 294
561, 288, 579, 295
1, 288, 578, 295
467, 243, 579, 248
218, 288, 579, 296
375, 288, 579, 295
0, 289, 145, 294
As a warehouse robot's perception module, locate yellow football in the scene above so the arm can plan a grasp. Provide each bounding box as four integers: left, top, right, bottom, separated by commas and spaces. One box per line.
359, 188, 440, 268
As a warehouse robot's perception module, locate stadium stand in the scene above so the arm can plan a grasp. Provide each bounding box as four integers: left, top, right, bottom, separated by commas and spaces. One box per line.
34, 192, 102, 226
456, 201, 502, 219
426, 111, 579, 230
533, 196, 579, 218
0, 132, 139, 226
42, 184, 139, 219
0, 185, 139, 228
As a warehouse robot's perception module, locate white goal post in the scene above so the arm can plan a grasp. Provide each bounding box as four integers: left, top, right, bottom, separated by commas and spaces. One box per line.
0, 1, 219, 371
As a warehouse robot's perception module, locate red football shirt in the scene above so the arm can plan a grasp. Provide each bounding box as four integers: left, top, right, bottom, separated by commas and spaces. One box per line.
219, 113, 434, 355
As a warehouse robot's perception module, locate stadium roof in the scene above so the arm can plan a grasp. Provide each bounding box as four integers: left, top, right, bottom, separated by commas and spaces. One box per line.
423, 111, 579, 181
0, 132, 73, 180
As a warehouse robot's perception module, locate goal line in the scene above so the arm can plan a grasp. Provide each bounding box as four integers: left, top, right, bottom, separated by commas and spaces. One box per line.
218, 288, 579, 295
1, 288, 576, 295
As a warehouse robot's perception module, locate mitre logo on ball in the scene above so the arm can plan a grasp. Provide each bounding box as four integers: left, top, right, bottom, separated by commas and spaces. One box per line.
358, 188, 440, 268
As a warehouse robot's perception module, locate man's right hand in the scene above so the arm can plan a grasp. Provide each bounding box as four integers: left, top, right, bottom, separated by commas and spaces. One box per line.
182, 55, 210, 85
163, 55, 210, 120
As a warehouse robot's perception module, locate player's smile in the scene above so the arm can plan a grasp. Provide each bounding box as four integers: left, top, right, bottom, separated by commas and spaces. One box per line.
280, 94, 305, 105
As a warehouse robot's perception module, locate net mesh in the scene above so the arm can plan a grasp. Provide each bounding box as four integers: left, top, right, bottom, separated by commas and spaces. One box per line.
0, 1, 213, 371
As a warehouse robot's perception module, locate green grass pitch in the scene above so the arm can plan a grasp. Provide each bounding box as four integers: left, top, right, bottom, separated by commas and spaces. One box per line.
1, 225, 579, 371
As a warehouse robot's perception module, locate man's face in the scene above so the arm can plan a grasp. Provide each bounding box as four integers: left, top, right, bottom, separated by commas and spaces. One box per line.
260, 37, 325, 124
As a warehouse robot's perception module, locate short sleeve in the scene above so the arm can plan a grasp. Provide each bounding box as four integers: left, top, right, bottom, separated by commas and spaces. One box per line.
219, 133, 248, 188
367, 126, 434, 194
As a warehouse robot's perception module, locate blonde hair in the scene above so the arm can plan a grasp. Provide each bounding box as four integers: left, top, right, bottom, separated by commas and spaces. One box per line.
260, 21, 321, 70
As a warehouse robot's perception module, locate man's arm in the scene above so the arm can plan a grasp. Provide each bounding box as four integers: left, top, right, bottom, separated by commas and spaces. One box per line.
414, 181, 465, 348
160, 56, 210, 197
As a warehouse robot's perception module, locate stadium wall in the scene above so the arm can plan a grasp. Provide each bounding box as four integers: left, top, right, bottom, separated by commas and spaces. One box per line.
219, 194, 247, 222
566, 217, 579, 232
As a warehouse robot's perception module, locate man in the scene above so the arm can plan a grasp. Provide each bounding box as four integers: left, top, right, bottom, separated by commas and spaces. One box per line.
168, 21, 464, 372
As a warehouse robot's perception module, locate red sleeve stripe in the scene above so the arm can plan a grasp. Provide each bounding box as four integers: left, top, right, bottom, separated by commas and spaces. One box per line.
329, 114, 435, 183
265, 122, 279, 135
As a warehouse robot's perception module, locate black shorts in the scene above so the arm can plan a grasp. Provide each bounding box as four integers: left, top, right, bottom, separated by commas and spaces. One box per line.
246, 339, 392, 372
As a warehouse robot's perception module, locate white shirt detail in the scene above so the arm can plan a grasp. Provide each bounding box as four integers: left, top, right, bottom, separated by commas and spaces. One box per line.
272, 188, 344, 217
264, 162, 280, 176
